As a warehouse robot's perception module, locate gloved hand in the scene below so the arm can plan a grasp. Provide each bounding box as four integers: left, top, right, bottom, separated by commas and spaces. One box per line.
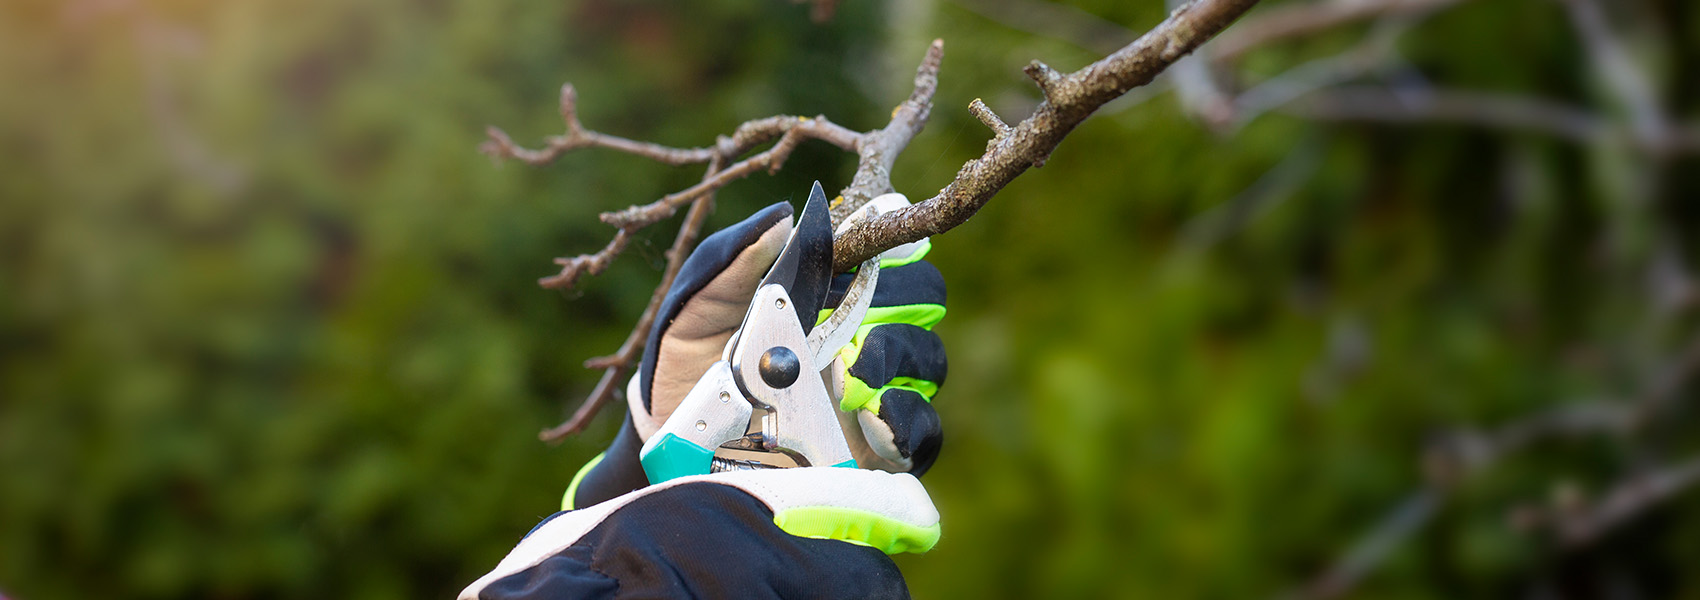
461, 468, 941, 600
566, 194, 948, 510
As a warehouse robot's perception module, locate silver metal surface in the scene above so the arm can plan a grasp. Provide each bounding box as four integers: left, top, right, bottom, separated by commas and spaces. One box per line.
730, 283, 855, 469
755, 182, 834, 330
806, 254, 880, 369
710, 445, 800, 471
640, 360, 752, 460
710, 457, 786, 472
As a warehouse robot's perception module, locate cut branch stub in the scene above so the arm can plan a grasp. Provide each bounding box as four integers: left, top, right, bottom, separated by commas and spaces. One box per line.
1023, 60, 1063, 98
969, 98, 1012, 139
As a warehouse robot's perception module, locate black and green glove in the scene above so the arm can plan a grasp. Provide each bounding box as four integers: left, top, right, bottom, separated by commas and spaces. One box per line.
820, 193, 947, 475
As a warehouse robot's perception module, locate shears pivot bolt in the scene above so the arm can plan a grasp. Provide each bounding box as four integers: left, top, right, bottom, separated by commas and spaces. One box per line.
758, 346, 801, 388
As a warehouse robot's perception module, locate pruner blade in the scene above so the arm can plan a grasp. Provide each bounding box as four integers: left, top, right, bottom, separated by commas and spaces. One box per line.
756, 181, 834, 334
806, 254, 880, 369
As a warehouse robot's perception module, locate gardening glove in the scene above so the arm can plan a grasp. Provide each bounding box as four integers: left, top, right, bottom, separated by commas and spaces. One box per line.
462, 468, 940, 600
566, 194, 948, 510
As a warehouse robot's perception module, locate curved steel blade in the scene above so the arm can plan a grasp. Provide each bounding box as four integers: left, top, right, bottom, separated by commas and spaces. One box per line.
807, 254, 880, 368
757, 181, 834, 334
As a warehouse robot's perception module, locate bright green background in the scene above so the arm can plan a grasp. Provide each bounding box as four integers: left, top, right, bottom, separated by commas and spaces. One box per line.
4, 0, 1699, 598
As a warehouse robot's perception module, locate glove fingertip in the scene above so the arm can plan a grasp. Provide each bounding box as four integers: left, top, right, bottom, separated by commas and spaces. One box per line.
866, 388, 943, 476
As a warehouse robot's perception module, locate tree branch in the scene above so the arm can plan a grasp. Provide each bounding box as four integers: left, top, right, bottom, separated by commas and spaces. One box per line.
483, 84, 719, 166
831, 0, 1264, 272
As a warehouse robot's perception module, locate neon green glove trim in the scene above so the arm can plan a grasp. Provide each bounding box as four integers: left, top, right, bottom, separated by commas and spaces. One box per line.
773, 506, 941, 555
819, 303, 946, 336
864, 304, 946, 330
832, 305, 947, 367
816, 303, 945, 331
562, 452, 606, 511
877, 238, 932, 269
840, 381, 935, 413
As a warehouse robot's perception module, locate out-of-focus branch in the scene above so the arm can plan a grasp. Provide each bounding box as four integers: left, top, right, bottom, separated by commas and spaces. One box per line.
832, 0, 1264, 271
1213, 0, 1466, 62
1298, 490, 1442, 600
1166, 0, 1236, 129
1227, 15, 1418, 128
946, 0, 1135, 56
1284, 86, 1610, 144
1512, 456, 1700, 547
1294, 332, 1700, 597
1285, 86, 1700, 154
1554, 0, 1670, 152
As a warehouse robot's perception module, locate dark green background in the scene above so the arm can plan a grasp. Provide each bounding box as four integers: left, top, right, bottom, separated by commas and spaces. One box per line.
4, 0, 1700, 597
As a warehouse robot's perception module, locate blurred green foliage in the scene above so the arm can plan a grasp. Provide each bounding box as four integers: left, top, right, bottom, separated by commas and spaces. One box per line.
4, 0, 1700, 598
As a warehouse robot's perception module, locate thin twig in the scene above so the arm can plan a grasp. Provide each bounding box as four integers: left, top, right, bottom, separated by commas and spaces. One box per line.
968, 98, 1012, 140
483, 84, 719, 166
496, 87, 859, 291
598, 120, 858, 230
537, 230, 632, 290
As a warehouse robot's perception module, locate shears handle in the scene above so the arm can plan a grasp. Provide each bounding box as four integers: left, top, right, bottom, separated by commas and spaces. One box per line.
638, 361, 752, 484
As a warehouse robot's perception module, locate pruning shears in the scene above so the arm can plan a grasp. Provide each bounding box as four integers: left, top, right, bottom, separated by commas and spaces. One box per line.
639, 181, 881, 484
